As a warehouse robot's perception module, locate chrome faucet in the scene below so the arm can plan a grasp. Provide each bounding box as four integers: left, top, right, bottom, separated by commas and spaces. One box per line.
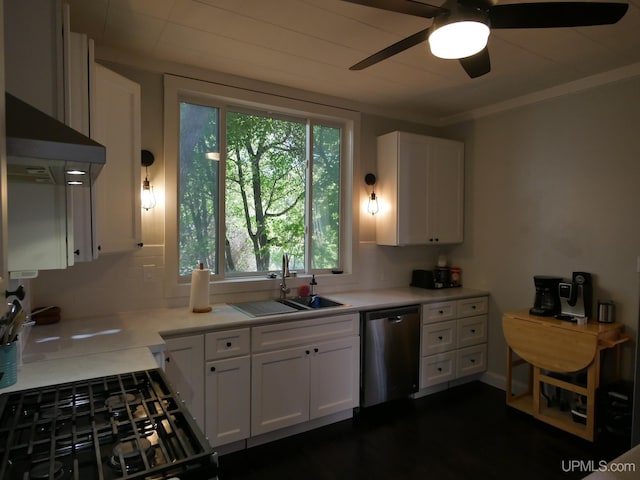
280, 254, 290, 300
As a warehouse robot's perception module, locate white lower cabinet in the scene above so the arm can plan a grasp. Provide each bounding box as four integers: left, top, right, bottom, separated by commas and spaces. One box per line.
251, 345, 311, 435
251, 314, 360, 437
205, 356, 251, 447
420, 296, 488, 388
164, 335, 205, 431
165, 315, 359, 448
309, 336, 359, 419
204, 328, 250, 447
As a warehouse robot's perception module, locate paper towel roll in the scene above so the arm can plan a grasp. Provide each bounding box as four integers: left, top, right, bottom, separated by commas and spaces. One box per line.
189, 265, 212, 313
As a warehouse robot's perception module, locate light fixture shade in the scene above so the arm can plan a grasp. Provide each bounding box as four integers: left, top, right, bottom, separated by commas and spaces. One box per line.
368, 192, 379, 215
428, 20, 490, 60
141, 177, 156, 211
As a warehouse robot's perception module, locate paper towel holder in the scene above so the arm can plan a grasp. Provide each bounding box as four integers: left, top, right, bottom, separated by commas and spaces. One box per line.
190, 262, 212, 313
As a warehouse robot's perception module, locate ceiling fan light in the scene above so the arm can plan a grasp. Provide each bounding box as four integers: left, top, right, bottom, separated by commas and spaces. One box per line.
428, 21, 490, 60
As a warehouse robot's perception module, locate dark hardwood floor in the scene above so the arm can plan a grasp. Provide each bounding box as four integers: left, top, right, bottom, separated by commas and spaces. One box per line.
219, 382, 631, 480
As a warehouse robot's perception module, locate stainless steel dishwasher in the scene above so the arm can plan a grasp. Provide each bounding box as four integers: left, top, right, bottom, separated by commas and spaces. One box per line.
360, 305, 420, 407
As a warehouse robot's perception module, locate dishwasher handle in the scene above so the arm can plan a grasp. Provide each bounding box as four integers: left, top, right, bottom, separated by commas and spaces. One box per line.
387, 316, 403, 323
362, 305, 420, 321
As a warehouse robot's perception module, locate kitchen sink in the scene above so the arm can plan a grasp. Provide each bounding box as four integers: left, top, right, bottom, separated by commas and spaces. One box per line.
280, 296, 343, 310
231, 296, 343, 317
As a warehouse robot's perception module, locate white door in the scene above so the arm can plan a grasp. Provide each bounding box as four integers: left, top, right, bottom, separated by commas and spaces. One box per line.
309, 337, 360, 420
251, 346, 310, 436
92, 65, 141, 254
164, 335, 205, 431
426, 139, 464, 244
205, 356, 250, 447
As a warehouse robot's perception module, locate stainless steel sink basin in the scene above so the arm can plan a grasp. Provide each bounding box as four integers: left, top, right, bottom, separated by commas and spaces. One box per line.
231, 296, 343, 317
280, 296, 343, 310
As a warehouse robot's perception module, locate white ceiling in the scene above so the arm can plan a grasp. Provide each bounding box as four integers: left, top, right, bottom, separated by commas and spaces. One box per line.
64, 0, 640, 123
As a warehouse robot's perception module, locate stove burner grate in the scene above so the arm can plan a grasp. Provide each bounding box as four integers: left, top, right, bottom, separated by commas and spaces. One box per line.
29, 460, 66, 480
107, 437, 156, 474
0, 369, 218, 480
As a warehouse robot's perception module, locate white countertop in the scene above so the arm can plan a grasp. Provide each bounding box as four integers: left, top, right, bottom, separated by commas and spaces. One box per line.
1, 287, 487, 394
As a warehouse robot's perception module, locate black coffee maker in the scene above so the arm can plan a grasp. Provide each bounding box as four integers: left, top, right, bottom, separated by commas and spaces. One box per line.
530, 275, 562, 316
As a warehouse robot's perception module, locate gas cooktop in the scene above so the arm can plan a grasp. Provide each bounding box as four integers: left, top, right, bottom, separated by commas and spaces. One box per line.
0, 369, 218, 479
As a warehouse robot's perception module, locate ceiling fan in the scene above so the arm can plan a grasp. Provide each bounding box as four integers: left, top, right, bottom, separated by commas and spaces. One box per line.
344, 0, 629, 78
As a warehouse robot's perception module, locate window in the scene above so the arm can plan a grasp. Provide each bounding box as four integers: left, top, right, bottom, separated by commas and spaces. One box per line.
167, 75, 355, 284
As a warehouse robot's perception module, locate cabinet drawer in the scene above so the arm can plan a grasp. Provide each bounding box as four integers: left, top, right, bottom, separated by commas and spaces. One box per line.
456, 344, 487, 378
422, 301, 457, 324
422, 320, 457, 356
252, 313, 359, 352
457, 297, 488, 317
205, 328, 250, 360
421, 352, 456, 388
457, 315, 487, 348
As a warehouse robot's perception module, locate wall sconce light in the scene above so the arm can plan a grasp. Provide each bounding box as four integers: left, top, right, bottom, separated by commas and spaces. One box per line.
141, 149, 156, 211
365, 173, 379, 215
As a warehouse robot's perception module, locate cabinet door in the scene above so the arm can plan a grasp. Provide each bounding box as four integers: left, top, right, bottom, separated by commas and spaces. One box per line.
422, 320, 457, 356
309, 336, 359, 420
205, 356, 250, 447
397, 133, 430, 245
164, 335, 205, 432
4, 0, 64, 119
456, 344, 487, 378
251, 346, 310, 436
92, 65, 141, 254
426, 138, 464, 244
376, 131, 464, 246
457, 315, 487, 348
421, 351, 456, 388
67, 32, 95, 263
8, 183, 68, 271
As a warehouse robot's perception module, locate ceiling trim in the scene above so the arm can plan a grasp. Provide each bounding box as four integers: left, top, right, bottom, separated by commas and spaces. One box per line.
439, 62, 640, 126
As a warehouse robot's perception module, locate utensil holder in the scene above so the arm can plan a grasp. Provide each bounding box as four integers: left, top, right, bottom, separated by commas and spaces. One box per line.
0, 341, 18, 388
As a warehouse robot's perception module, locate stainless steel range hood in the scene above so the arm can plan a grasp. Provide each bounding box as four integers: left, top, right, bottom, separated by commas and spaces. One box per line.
5, 92, 106, 185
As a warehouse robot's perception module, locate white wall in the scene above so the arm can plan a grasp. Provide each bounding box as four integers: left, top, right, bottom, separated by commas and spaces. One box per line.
445, 75, 640, 379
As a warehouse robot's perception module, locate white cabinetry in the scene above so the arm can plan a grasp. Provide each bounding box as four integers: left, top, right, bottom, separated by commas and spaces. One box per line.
164, 335, 205, 431
4, 0, 64, 119
251, 314, 359, 436
376, 131, 464, 246
4, 0, 73, 272
66, 31, 95, 262
420, 296, 488, 388
204, 328, 250, 447
92, 65, 141, 254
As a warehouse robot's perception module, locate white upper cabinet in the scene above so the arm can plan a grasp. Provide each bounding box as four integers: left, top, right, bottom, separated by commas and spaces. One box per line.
4, 0, 73, 272
375, 131, 464, 246
66, 30, 95, 263
4, 0, 64, 119
92, 64, 142, 254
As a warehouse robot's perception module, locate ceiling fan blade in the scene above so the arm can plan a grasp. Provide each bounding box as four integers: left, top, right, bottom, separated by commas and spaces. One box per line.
488, 2, 629, 29
350, 28, 430, 70
459, 47, 491, 78
459, 0, 498, 9
342, 0, 445, 19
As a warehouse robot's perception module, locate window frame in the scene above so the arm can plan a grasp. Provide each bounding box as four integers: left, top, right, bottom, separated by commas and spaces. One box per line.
163, 74, 359, 299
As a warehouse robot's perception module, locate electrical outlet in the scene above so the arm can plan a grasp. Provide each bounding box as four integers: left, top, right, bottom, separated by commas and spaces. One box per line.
637, 256, 640, 274
143, 264, 155, 282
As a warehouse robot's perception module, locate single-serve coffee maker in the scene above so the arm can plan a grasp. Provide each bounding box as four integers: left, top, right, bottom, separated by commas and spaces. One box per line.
530, 276, 562, 316
556, 272, 593, 321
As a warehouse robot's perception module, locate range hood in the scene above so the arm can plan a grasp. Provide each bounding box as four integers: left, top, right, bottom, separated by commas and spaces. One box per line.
5, 92, 106, 186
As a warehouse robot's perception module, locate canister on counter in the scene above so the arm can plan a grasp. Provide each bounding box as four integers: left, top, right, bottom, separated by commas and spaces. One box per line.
597, 300, 615, 323
450, 267, 462, 287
